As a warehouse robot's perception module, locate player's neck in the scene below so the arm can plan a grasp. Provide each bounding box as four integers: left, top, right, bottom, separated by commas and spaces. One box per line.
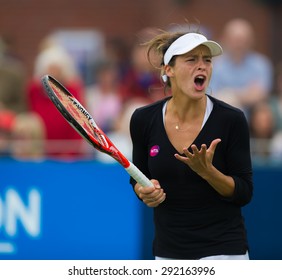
168, 95, 207, 122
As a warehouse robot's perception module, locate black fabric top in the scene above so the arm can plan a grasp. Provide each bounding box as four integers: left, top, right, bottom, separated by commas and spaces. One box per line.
129, 95, 253, 259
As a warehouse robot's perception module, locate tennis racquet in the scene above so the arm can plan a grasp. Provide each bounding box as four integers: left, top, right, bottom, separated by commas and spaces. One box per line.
41, 75, 153, 187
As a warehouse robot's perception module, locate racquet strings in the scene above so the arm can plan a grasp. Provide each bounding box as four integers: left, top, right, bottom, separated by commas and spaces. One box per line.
49, 80, 108, 149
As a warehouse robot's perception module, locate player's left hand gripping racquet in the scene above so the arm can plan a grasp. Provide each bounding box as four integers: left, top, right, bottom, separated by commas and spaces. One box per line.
41, 75, 153, 188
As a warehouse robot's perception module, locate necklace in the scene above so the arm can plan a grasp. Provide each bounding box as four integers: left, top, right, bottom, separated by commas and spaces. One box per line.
174, 122, 190, 132
166, 110, 191, 132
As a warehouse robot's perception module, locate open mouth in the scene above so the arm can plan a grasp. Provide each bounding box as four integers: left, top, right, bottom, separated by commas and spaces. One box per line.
194, 75, 206, 91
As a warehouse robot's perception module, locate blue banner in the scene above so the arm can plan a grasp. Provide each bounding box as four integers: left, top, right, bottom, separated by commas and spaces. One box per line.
0, 159, 281, 260
0, 159, 145, 260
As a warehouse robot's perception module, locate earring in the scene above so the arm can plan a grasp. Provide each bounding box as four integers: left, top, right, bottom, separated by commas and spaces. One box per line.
162, 74, 168, 83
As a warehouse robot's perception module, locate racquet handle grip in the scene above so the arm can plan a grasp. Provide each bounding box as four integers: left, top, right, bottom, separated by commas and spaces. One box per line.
125, 162, 153, 188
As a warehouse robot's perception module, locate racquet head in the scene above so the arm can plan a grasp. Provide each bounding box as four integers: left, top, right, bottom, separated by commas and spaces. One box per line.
41, 75, 130, 168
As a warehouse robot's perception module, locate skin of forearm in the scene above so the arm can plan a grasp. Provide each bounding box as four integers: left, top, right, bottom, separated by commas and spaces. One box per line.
200, 165, 235, 197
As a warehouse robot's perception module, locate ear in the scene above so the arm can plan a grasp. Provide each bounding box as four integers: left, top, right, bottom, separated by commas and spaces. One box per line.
164, 65, 174, 79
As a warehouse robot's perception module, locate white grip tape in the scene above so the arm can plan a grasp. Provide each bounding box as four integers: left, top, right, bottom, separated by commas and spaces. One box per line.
125, 162, 153, 187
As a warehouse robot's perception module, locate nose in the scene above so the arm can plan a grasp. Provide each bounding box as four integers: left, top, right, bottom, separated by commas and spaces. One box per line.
197, 58, 206, 70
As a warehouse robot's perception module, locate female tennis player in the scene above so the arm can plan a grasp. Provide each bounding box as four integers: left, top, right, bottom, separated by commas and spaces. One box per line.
129, 31, 253, 260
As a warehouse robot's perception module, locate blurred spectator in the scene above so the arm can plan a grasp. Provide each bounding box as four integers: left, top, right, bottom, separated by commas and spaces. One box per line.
248, 101, 275, 161
0, 108, 16, 157
269, 61, 282, 132
95, 97, 148, 163
267, 61, 282, 163
269, 131, 282, 163
85, 60, 122, 133
210, 18, 273, 118
26, 41, 86, 160
10, 112, 46, 160
118, 27, 164, 103
0, 36, 27, 113
104, 36, 131, 82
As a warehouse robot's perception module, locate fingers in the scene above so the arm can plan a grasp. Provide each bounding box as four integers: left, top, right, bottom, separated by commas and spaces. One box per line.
175, 139, 221, 161
174, 147, 194, 163
209, 138, 221, 152
135, 180, 166, 207
143, 190, 166, 207
180, 145, 202, 160
174, 152, 188, 163
189, 144, 208, 156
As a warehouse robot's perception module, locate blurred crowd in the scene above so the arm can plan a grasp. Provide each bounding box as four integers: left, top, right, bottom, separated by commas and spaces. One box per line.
0, 18, 282, 164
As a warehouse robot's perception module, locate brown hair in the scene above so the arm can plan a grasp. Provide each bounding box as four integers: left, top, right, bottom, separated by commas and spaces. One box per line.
144, 31, 184, 89
146, 32, 184, 67
144, 30, 203, 88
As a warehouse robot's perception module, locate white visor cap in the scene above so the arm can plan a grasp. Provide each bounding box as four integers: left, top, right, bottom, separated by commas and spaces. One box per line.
163, 33, 223, 65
